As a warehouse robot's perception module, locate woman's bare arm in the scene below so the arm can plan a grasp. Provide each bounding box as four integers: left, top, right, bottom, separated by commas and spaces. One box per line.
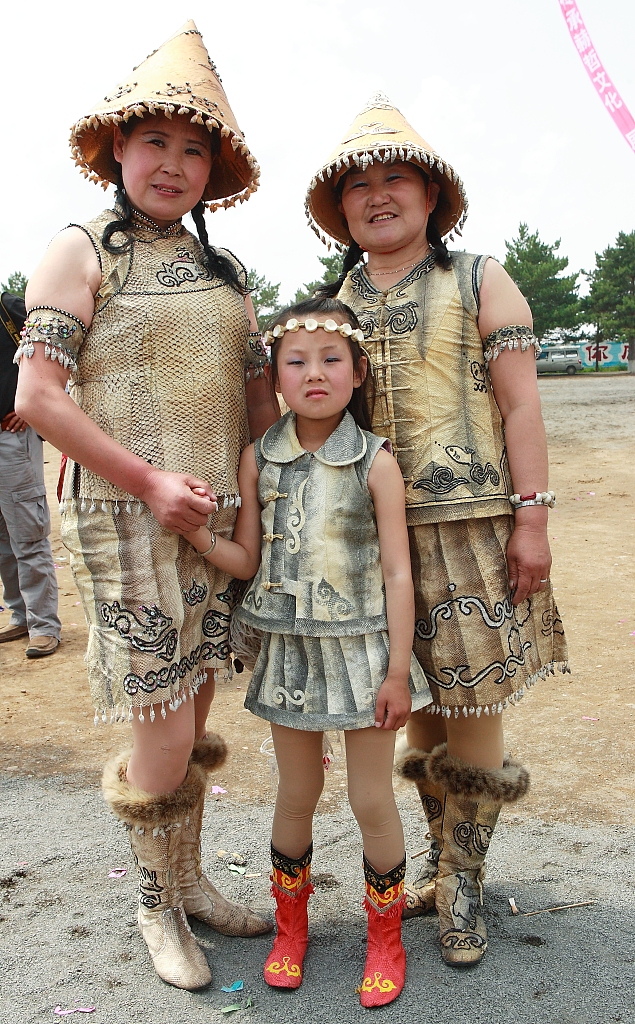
243, 293, 280, 441
16, 229, 217, 530
479, 258, 551, 604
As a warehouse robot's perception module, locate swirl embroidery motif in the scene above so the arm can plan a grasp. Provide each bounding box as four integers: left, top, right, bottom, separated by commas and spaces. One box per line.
357, 301, 419, 339
453, 822, 493, 857
286, 477, 307, 553
100, 601, 177, 662
182, 578, 208, 606
138, 867, 163, 909
272, 685, 306, 707
314, 578, 354, 618
470, 360, 488, 393
156, 249, 209, 288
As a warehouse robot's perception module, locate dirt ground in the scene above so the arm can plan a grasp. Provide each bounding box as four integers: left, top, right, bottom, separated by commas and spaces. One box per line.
1, 373, 634, 824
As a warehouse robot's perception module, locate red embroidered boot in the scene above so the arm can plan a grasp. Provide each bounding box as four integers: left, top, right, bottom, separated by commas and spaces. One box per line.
359, 854, 407, 1008
263, 844, 313, 990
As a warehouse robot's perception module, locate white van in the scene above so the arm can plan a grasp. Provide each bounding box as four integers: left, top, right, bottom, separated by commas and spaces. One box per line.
536, 347, 582, 375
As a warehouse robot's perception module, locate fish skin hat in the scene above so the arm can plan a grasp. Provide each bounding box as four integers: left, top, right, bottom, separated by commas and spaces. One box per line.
305, 92, 467, 247
69, 20, 259, 210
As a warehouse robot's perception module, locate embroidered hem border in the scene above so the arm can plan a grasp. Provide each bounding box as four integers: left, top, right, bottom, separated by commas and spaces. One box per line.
423, 659, 571, 718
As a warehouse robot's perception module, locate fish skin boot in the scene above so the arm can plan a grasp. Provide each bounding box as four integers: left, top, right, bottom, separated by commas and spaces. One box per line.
102, 751, 212, 991
359, 855, 407, 1008
426, 743, 530, 967
396, 746, 445, 918
263, 844, 313, 990
181, 736, 273, 936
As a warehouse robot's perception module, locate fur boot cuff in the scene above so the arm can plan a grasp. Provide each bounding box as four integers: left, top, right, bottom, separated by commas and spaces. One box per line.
189, 734, 228, 773
394, 746, 430, 784
102, 749, 206, 826
426, 744, 530, 803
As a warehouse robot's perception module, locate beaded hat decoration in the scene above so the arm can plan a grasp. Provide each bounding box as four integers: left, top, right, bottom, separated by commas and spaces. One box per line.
69, 20, 259, 210
305, 92, 467, 248
263, 318, 365, 345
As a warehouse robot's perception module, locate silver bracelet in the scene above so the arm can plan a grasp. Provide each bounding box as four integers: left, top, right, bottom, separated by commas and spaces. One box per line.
509, 491, 555, 509
197, 532, 217, 557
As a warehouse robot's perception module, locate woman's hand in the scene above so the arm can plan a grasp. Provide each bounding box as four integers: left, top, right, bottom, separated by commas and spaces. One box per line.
139, 468, 217, 533
375, 674, 412, 731
506, 519, 552, 605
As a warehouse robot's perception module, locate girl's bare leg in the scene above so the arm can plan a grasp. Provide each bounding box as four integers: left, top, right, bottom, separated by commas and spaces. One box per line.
345, 727, 404, 873
194, 669, 216, 740
270, 725, 324, 858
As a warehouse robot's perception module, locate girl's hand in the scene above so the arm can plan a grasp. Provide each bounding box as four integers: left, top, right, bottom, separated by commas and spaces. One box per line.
506, 521, 552, 605
375, 674, 412, 731
139, 468, 217, 533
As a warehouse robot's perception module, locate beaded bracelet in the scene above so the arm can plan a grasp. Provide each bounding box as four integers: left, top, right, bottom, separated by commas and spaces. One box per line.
509, 491, 556, 509
196, 532, 217, 557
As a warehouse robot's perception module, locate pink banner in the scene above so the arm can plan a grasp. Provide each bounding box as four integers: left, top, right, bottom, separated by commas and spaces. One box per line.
559, 0, 635, 154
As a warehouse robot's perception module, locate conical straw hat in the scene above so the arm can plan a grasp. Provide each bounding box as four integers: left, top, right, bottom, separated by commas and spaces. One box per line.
305, 92, 467, 247
70, 21, 259, 210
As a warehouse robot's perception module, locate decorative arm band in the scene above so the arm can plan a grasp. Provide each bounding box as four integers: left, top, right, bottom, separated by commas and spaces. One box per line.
509, 490, 555, 509
14, 306, 87, 373
483, 325, 541, 368
245, 333, 269, 382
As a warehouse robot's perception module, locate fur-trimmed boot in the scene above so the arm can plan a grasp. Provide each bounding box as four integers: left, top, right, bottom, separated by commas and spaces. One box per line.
263, 844, 313, 989
397, 748, 445, 918
181, 736, 272, 936
102, 751, 212, 990
359, 854, 407, 1008
426, 744, 529, 967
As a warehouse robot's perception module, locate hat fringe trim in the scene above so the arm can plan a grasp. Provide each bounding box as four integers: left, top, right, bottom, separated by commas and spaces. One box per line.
70, 102, 260, 209
305, 143, 468, 248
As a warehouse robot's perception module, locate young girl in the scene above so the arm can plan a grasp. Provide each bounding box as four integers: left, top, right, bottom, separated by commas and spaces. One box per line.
184, 296, 431, 1007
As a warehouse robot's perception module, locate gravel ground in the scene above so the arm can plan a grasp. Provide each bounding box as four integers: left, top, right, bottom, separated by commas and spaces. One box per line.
1, 775, 632, 1024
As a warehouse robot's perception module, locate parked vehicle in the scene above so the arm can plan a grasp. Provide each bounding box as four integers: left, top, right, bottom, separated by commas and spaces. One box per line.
536, 346, 582, 375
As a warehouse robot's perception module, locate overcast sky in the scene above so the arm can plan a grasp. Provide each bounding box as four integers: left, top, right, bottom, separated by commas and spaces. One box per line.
2, 0, 634, 300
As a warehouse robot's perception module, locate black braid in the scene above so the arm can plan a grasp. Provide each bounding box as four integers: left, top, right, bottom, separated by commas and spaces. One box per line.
426, 211, 451, 269
316, 241, 365, 298
190, 201, 246, 294
102, 176, 135, 254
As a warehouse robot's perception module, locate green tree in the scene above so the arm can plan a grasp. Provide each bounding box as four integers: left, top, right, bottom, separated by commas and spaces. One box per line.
293, 254, 344, 304
503, 224, 580, 339
247, 269, 281, 330
1, 271, 28, 298
584, 231, 635, 373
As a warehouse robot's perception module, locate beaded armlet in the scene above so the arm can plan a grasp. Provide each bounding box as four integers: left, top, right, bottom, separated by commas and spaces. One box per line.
483, 325, 541, 368
15, 306, 87, 373
245, 331, 268, 382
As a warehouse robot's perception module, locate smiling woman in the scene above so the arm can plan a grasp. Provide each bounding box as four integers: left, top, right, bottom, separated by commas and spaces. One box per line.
305, 92, 568, 970
13, 19, 278, 991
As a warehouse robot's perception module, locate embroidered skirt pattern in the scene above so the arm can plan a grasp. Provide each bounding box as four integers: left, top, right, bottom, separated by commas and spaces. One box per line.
244, 630, 431, 731
61, 504, 239, 721
408, 515, 568, 716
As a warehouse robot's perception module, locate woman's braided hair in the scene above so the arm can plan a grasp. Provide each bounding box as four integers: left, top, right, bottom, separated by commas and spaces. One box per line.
101, 115, 246, 294
317, 165, 451, 298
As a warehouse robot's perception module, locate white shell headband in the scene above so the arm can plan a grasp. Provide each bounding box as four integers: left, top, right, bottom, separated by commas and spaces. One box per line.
263, 318, 365, 345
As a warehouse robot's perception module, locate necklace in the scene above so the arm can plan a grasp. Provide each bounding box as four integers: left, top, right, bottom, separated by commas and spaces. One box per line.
367, 250, 432, 276
131, 208, 182, 237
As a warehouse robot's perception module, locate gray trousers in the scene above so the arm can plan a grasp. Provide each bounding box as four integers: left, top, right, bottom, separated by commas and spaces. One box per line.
0, 426, 61, 638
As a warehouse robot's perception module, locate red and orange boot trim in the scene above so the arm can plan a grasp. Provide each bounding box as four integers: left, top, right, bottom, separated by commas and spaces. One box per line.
359, 854, 406, 1008
263, 843, 313, 990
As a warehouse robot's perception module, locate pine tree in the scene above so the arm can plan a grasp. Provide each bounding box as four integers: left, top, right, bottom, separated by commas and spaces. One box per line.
293, 254, 344, 304
503, 224, 580, 339
1, 271, 28, 298
247, 269, 281, 330
584, 231, 635, 373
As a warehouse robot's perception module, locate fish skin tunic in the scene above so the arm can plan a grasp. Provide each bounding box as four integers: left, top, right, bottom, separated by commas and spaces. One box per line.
58, 209, 252, 721
338, 254, 568, 716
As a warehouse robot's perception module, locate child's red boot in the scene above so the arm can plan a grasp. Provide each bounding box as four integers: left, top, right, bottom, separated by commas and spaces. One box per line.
359, 854, 406, 1008
263, 844, 313, 990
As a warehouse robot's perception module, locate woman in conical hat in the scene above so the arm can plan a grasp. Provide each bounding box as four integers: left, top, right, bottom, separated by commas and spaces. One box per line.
305, 94, 568, 968
15, 22, 278, 990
